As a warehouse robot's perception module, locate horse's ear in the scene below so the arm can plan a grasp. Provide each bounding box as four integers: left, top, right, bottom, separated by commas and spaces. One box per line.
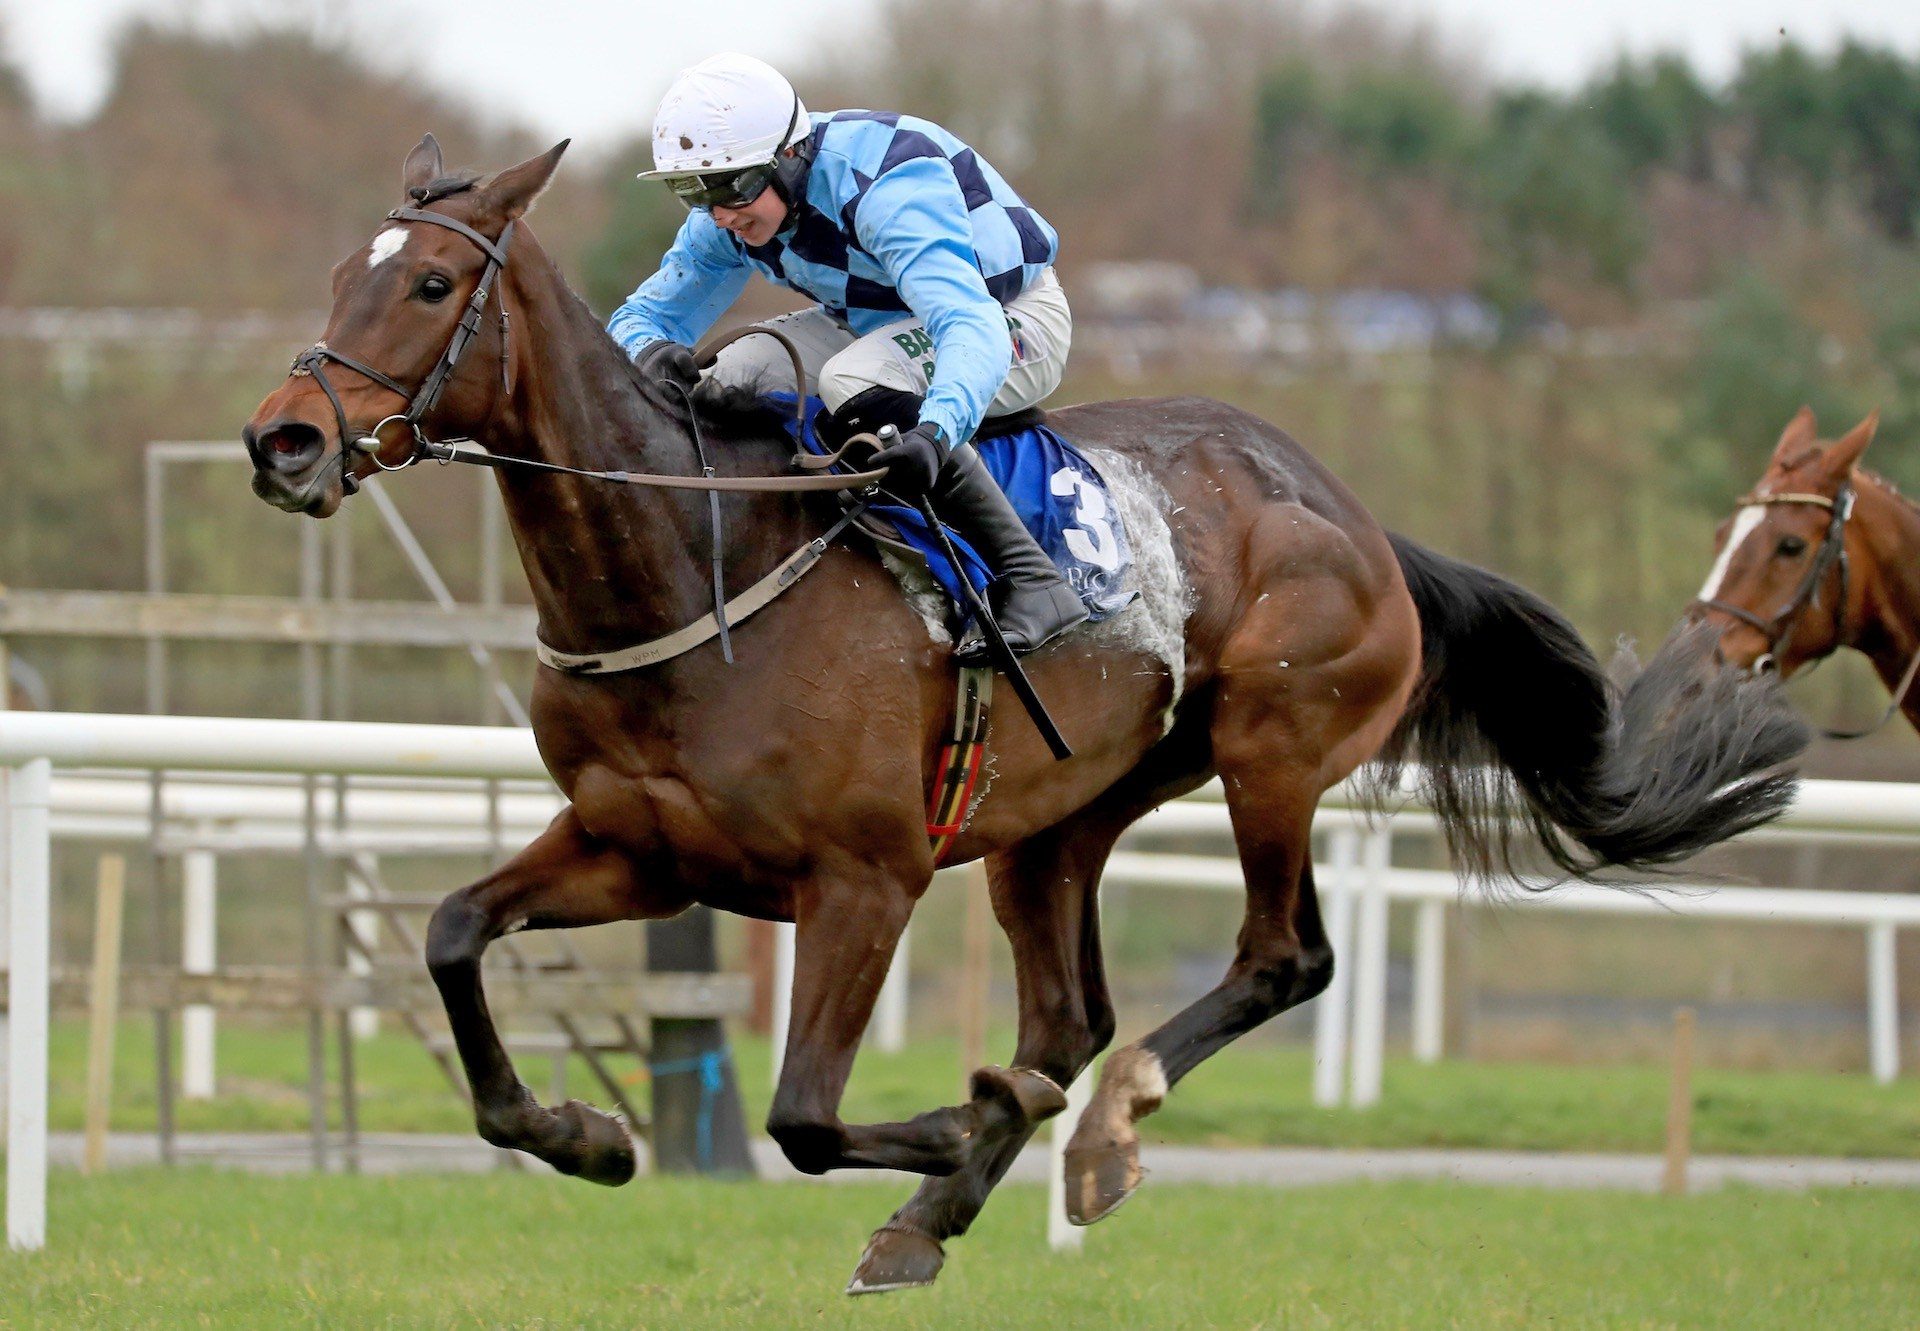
487, 140, 570, 220
403, 134, 444, 196
1770, 405, 1819, 463
1821, 409, 1880, 478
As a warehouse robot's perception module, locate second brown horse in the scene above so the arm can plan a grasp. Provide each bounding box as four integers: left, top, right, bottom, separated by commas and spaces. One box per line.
1693, 406, 1920, 734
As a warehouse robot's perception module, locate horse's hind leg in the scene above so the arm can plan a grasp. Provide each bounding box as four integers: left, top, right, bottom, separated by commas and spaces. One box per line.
1064, 753, 1331, 1224
847, 816, 1121, 1294
426, 808, 690, 1185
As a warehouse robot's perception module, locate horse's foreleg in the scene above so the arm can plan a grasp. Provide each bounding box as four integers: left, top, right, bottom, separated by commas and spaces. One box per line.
425, 808, 689, 1185
762, 871, 952, 1174
765, 863, 1058, 1183
848, 817, 1120, 1294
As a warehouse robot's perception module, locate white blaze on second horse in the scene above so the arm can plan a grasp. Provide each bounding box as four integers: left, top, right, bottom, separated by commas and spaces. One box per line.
1698, 506, 1768, 601
367, 227, 409, 268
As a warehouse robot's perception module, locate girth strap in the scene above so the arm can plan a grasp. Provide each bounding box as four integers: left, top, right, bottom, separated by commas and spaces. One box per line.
927, 667, 993, 863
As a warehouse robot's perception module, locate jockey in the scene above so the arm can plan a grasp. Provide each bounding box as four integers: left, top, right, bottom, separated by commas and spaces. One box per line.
608, 52, 1086, 661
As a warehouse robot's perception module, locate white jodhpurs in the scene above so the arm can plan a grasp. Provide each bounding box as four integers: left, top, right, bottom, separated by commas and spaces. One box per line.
706, 268, 1072, 425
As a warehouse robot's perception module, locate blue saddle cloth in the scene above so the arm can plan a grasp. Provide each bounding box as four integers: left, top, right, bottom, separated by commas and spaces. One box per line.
776, 395, 1137, 626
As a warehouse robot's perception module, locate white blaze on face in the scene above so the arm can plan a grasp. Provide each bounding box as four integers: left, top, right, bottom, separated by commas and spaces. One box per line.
1698, 505, 1768, 601
366, 226, 409, 269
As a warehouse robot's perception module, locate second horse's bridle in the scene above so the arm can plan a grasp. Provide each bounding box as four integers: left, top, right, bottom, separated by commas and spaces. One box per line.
1694, 483, 1920, 738
1694, 486, 1855, 677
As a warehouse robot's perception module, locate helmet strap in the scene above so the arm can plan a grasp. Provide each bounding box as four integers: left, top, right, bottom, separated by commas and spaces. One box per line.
769, 95, 814, 209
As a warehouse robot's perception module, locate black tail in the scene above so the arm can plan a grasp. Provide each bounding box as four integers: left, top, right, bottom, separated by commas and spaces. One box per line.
1371, 533, 1810, 882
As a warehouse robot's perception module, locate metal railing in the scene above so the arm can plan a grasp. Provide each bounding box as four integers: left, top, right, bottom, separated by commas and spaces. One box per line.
5, 710, 1917, 1252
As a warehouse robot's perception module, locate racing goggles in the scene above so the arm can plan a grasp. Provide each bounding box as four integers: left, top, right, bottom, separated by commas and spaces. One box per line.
665, 163, 778, 211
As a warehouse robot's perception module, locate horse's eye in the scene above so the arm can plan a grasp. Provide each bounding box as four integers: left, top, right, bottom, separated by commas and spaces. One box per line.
418, 275, 453, 303
1776, 535, 1808, 558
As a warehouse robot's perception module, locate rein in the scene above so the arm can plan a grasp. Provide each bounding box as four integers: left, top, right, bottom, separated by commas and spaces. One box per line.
405, 324, 886, 492
1694, 485, 1920, 739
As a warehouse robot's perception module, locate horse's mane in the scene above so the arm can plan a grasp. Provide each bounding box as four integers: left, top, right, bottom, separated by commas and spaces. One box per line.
1857, 466, 1915, 514
604, 347, 795, 466
690, 375, 792, 438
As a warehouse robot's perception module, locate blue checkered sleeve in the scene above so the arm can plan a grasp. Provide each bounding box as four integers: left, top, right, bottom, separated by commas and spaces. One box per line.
853, 156, 1013, 448
605, 210, 750, 357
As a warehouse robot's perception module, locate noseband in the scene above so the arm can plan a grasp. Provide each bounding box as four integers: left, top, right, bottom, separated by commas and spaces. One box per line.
1694, 487, 1854, 675
251, 200, 517, 501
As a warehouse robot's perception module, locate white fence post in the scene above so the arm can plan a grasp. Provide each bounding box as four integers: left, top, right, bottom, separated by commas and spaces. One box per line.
1867, 921, 1898, 1084
1348, 829, 1393, 1108
1412, 899, 1446, 1063
1312, 825, 1360, 1107
7, 757, 52, 1252
1047, 1068, 1093, 1253
344, 860, 379, 1041
770, 919, 795, 1088
181, 849, 218, 1098
872, 921, 909, 1054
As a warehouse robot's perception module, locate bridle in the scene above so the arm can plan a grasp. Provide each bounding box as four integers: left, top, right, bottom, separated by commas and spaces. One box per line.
249, 193, 518, 507
1694, 487, 1855, 677
1694, 483, 1920, 739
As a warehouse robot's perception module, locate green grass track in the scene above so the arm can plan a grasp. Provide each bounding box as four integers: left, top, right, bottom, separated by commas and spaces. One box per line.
1, 1170, 1915, 1329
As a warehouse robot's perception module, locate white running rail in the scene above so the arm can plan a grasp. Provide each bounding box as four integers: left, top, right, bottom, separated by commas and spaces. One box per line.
4, 711, 1916, 1252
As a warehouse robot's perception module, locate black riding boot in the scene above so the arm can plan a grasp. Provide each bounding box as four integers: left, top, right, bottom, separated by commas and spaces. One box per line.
934, 442, 1088, 663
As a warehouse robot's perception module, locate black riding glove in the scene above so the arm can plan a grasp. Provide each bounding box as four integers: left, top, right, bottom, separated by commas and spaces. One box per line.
633, 339, 700, 392
869, 423, 947, 500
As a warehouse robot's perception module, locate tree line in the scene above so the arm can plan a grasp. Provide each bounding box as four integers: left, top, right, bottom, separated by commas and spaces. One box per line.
2, 5, 1919, 703
1, 9, 1914, 332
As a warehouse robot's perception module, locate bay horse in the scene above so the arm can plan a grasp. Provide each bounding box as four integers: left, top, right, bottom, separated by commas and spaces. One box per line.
1692, 406, 1920, 734
242, 138, 1806, 1293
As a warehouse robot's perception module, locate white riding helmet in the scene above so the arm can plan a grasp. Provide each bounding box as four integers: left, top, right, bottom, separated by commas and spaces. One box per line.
638, 53, 809, 180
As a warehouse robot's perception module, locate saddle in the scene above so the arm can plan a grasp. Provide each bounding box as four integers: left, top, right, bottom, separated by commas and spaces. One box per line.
780, 395, 1137, 630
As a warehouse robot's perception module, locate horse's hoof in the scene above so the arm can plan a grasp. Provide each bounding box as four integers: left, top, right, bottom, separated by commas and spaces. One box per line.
846, 1226, 945, 1296
1063, 1141, 1143, 1226
970, 1064, 1070, 1126
552, 1100, 637, 1187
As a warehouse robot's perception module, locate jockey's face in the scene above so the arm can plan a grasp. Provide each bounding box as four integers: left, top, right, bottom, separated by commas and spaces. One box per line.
710, 187, 788, 247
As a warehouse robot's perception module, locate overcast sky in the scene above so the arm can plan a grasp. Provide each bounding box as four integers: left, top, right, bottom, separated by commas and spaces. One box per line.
5, 0, 1920, 158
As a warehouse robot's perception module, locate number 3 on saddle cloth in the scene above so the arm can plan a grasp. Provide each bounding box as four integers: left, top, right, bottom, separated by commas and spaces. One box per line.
779, 393, 1140, 862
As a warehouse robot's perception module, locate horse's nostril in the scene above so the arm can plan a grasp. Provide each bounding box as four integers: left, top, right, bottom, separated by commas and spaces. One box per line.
256, 421, 325, 467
